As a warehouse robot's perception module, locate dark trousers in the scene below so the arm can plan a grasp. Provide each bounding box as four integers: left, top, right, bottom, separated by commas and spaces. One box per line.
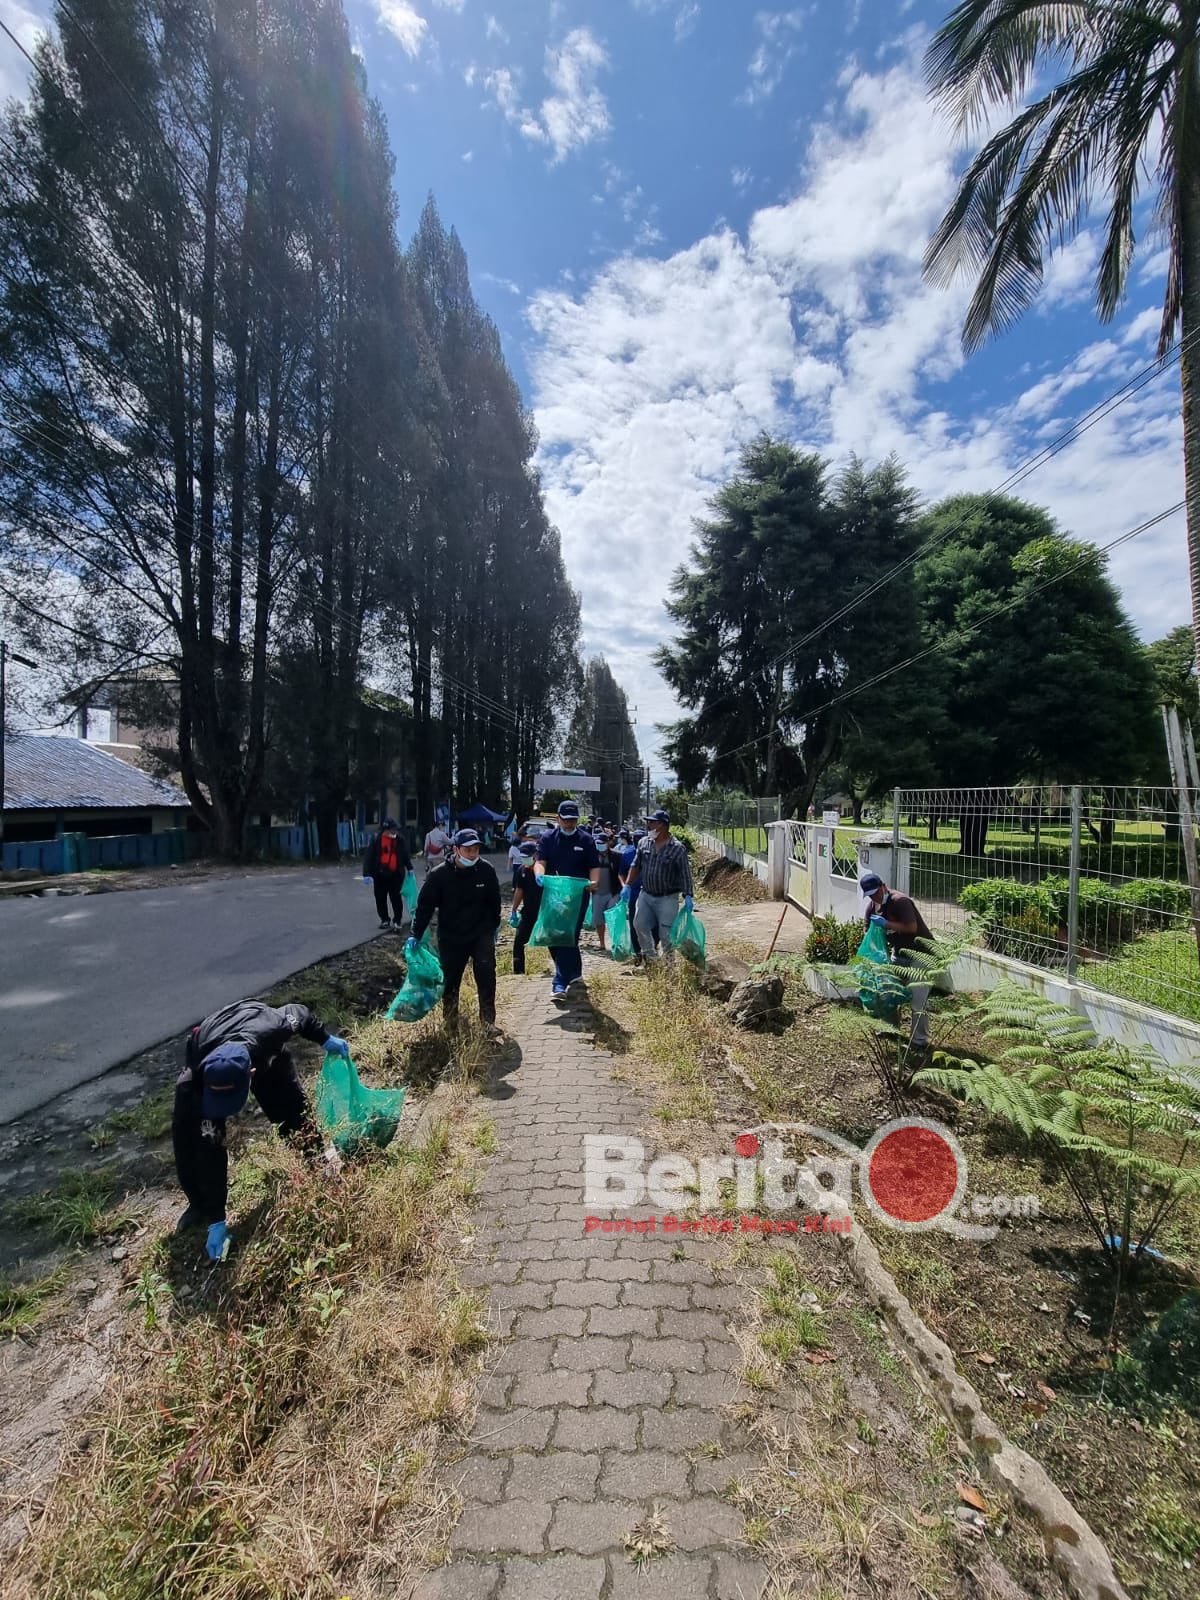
550, 894, 591, 987
173, 1041, 317, 1221
373, 873, 404, 923
440, 931, 497, 1027
512, 903, 538, 974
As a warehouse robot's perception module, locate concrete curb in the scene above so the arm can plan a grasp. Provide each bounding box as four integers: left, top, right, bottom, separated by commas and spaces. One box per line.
836, 1219, 1130, 1600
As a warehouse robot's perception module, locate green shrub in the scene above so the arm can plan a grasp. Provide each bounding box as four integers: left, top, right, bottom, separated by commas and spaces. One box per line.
1120, 878, 1192, 923
804, 913, 863, 965
673, 826, 697, 857
959, 873, 1178, 954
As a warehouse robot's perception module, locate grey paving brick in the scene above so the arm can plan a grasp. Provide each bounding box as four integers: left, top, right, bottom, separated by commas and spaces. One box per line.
591, 1369, 673, 1409
586, 1306, 658, 1339
475, 1372, 514, 1410
516, 1306, 587, 1340
494, 1338, 554, 1375
661, 1495, 744, 1550
621, 1281, 691, 1310
628, 1337, 707, 1373
712, 1551, 768, 1599
553, 1278, 620, 1308
693, 1452, 762, 1496
412, 1561, 502, 1599
469, 1407, 556, 1451
451, 1498, 553, 1556
525, 1257, 586, 1282
651, 1259, 716, 1284
552, 1407, 639, 1452
606, 1553, 714, 1600
588, 1256, 650, 1281
548, 1496, 640, 1556
511, 1370, 592, 1409
504, 1450, 601, 1503
451, 1454, 510, 1505
689, 1284, 747, 1313
659, 1309, 734, 1342
498, 1556, 606, 1599
640, 1408, 728, 1453
490, 1281, 553, 1311
598, 1449, 689, 1500
674, 1370, 748, 1408
553, 1334, 629, 1372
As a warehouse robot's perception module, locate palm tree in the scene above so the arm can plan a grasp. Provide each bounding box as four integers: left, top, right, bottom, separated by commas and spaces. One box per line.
923, 1, 1200, 664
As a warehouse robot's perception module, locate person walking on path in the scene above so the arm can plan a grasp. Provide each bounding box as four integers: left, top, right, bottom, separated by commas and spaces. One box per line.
622, 808, 694, 965
534, 799, 600, 998
590, 828, 623, 955
410, 828, 501, 1031
508, 840, 543, 975
423, 819, 451, 868
506, 832, 526, 889
362, 817, 412, 930
172, 1000, 350, 1261
860, 871, 933, 1049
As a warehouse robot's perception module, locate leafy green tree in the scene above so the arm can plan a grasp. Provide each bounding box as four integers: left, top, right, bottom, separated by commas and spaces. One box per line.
658, 439, 932, 814
563, 658, 640, 821
923, 0, 1200, 670
1146, 624, 1200, 721
915, 494, 1158, 850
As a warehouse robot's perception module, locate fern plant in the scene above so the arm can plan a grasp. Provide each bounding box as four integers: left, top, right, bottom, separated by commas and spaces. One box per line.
916, 983, 1200, 1273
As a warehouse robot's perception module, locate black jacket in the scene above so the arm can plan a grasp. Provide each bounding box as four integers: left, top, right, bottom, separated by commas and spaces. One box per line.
412, 858, 501, 947
172, 1001, 329, 1224
362, 829, 412, 880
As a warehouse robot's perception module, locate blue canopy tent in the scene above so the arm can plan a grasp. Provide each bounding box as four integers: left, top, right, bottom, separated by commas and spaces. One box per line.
457, 802, 507, 828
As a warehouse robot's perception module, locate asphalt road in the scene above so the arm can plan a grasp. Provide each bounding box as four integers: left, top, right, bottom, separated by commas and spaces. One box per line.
0, 864, 409, 1124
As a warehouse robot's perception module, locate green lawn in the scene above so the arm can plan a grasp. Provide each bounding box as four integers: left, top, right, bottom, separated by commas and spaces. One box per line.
1080, 926, 1200, 1024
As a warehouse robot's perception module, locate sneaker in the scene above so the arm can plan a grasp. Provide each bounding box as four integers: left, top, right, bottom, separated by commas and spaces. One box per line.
378, 918, 391, 929
175, 1205, 208, 1234
551, 983, 567, 998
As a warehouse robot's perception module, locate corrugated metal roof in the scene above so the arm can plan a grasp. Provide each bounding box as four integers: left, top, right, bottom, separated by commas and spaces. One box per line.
3, 735, 190, 811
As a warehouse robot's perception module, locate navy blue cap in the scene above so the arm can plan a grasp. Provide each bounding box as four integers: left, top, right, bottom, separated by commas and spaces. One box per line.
557, 800, 580, 819
200, 1042, 252, 1121
453, 828, 481, 847
518, 839, 537, 856
647, 809, 671, 825
859, 872, 883, 893
382, 817, 398, 830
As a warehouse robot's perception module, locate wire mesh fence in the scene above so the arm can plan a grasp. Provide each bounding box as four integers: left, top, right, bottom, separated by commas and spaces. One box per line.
895, 786, 1200, 1022
687, 795, 782, 861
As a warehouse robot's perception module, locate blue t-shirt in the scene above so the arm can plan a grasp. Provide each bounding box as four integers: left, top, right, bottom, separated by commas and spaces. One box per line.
620, 844, 640, 895
537, 826, 600, 880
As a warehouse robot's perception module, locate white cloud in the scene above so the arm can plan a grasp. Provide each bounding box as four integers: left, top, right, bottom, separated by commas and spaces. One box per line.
0, 0, 48, 101
485, 13, 508, 42
376, 0, 428, 56
742, 8, 807, 105
731, 166, 753, 190
462, 149, 474, 162
526, 47, 1188, 773
632, 0, 701, 41
480, 271, 522, 295
483, 28, 611, 163
432, 0, 464, 8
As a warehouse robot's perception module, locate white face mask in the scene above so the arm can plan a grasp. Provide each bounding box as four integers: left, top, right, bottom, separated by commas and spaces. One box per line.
456, 851, 479, 867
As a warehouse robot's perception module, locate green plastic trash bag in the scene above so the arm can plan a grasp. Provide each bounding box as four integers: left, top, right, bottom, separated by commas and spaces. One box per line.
315, 1051, 406, 1155
400, 869, 418, 916
386, 936, 444, 1022
670, 904, 707, 969
854, 921, 907, 1020
604, 899, 634, 962
529, 875, 589, 947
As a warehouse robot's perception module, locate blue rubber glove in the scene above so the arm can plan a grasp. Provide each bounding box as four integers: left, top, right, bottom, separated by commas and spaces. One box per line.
206, 1221, 231, 1263
508, 910, 519, 928
325, 1035, 350, 1058
405, 936, 419, 955
871, 914, 887, 928
683, 895, 694, 912
362, 875, 372, 885
620, 885, 634, 903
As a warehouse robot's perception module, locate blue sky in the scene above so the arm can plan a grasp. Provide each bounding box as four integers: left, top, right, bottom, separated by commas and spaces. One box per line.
0, 0, 1189, 780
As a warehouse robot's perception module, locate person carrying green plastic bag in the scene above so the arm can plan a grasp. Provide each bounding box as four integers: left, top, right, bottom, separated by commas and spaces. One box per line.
858, 871, 932, 1045
533, 800, 601, 999
622, 808, 695, 966
315, 1049, 406, 1155
386, 933, 445, 1022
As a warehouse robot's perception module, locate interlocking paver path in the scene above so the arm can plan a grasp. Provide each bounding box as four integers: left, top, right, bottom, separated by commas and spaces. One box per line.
413, 959, 768, 1599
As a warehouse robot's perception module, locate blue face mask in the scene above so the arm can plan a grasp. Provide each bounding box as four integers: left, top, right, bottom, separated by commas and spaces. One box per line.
456, 853, 479, 868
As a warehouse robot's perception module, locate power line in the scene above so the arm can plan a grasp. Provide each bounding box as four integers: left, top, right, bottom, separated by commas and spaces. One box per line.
708, 500, 1186, 767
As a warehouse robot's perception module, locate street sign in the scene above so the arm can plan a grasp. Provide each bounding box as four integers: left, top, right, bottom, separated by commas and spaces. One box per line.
535, 772, 602, 792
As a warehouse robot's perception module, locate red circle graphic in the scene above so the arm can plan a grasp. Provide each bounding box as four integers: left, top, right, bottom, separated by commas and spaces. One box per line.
867, 1124, 959, 1224
734, 1133, 760, 1159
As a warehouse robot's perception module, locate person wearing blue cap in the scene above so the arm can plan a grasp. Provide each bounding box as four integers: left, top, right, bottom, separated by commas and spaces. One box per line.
861, 872, 933, 1048
622, 809, 693, 964
172, 999, 349, 1261
362, 817, 412, 930
409, 828, 502, 1029
535, 799, 601, 997
509, 839, 543, 975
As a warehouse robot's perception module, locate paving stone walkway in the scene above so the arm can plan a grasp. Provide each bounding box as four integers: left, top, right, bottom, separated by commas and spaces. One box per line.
412, 958, 768, 1599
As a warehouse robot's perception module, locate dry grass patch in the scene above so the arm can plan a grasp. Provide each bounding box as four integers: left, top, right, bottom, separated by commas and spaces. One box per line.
6, 1095, 494, 1600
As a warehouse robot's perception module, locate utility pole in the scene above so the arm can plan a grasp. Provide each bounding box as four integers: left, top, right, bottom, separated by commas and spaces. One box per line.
645, 765, 651, 814
0, 640, 40, 864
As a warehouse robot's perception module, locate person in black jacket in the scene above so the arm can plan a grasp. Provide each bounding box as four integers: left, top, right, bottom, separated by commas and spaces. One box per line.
509, 839, 543, 975
172, 999, 350, 1261
409, 827, 501, 1030
362, 817, 412, 930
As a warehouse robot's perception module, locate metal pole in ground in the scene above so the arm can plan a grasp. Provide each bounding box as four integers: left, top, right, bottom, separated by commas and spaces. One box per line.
0, 641, 39, 868
1067, 785, 1082, 981
892, 786, 901, 880
1163, 705, 1200, 970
